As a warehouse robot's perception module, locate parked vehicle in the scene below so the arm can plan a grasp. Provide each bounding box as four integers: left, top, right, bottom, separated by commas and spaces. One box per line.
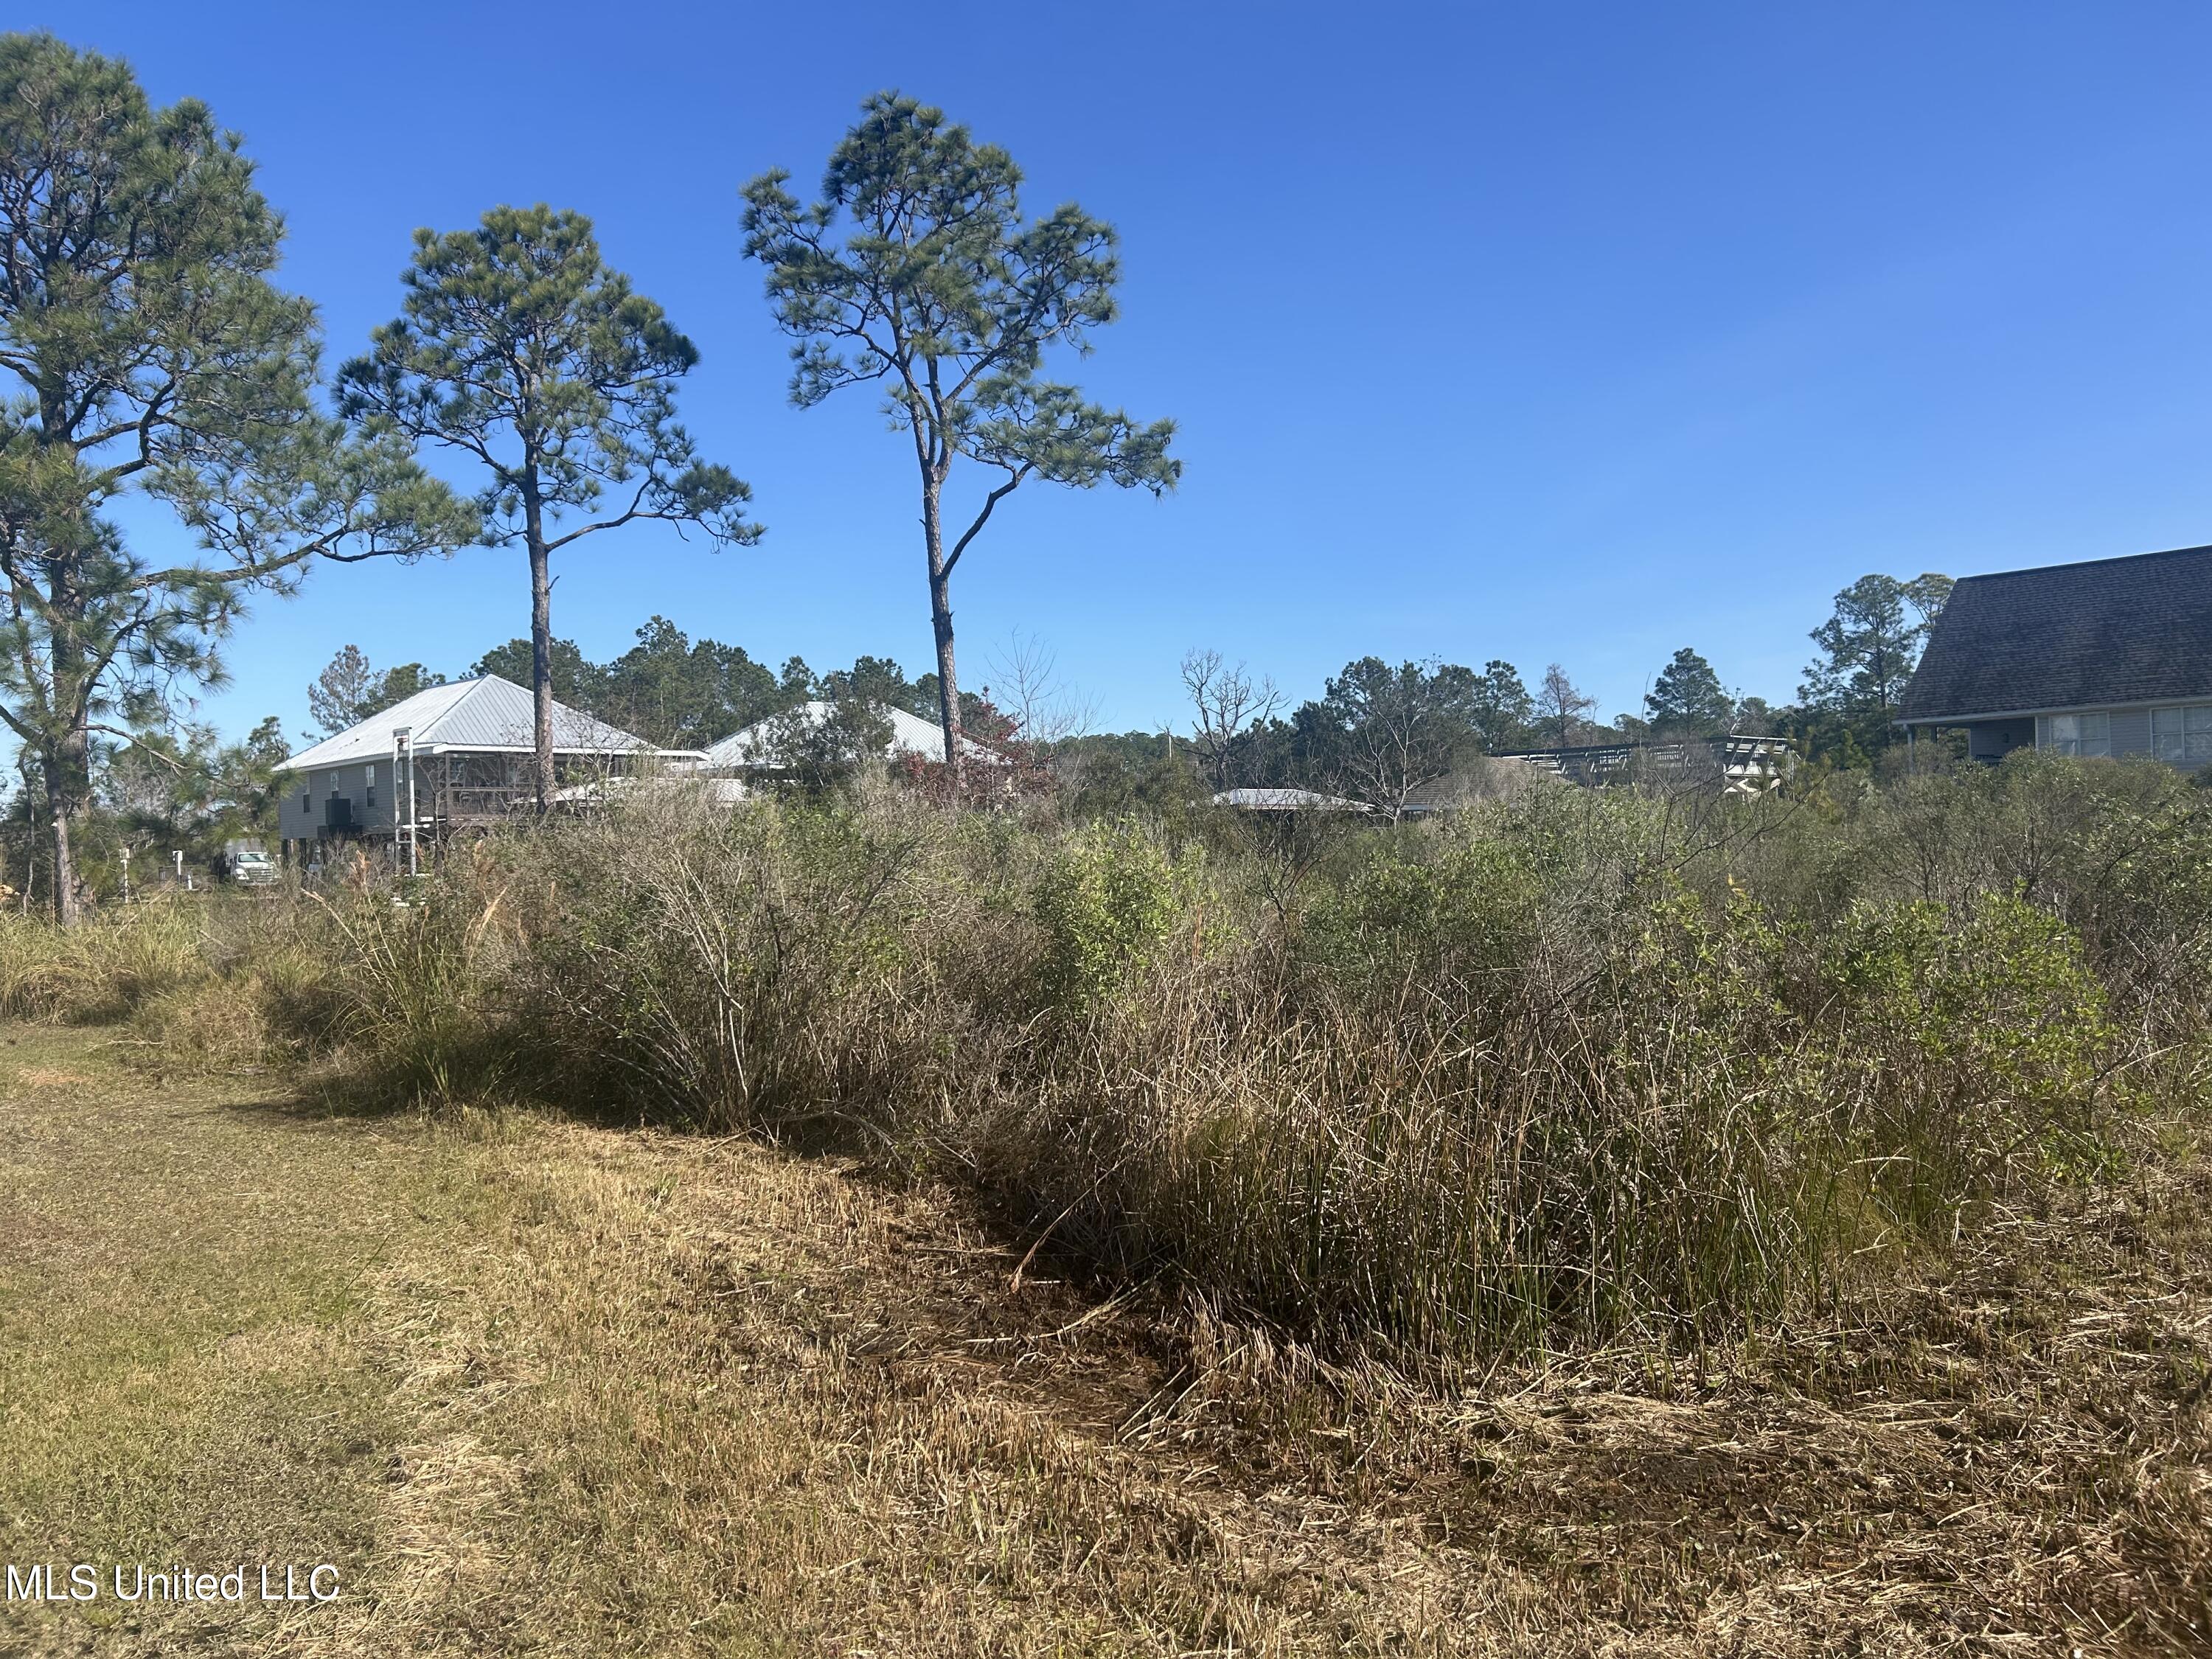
223, 840, 278, 887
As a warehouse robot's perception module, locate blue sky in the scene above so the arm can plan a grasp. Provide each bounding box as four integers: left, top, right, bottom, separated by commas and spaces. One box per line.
30, 2, 2212, 742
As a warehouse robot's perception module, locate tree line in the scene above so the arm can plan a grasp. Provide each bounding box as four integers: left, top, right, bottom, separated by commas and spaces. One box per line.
305, 624, 957, 753
0, 35, 1175, 921
0, 552, 1955, 900
1146, 568, 1954, 818
0, 31, 1961, 919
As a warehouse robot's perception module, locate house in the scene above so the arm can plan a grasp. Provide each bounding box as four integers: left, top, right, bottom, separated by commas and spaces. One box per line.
1211, 787, 1373, 814
1897, 544, 2212, 766
276, 675, 667, 860
1494, 735, 1795, 796
697, 700, 994, 776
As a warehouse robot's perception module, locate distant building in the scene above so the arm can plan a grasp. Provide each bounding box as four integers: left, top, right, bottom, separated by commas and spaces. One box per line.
1210, 787, 1373, 814
1494, 735, 1795, 796
698, 700, 995, 776
276, 675, 667, 859
1898, 544, 2212, 766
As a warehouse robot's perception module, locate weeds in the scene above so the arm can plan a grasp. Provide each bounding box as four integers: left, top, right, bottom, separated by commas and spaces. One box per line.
41, 753, 2212, 1365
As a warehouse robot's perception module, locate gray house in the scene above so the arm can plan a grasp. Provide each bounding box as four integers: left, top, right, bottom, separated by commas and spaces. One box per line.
1898, 544, 2212, 767
276, 675, 660, 860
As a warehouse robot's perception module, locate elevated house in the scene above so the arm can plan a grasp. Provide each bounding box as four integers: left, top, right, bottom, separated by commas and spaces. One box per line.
697, 700, 995, 779
1898, 544, 2212, 766
1211, 787, 1374, 814
276, 675, 667, 860
1495, 734, 1795, 796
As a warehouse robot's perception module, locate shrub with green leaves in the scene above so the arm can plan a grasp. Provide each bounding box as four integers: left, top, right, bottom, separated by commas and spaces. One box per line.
1034, 821, 1187, 1011
1815, 891, 2118, 1204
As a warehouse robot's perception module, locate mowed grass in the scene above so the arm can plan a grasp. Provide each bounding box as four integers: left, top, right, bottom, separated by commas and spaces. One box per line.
2, 1022, 2209, 1656
0, 1023, 495, 1655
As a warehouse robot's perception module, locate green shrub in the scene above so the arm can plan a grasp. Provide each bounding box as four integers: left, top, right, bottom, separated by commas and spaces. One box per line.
1034, 821, 1187, 1010
1815, 891, 2119, 1203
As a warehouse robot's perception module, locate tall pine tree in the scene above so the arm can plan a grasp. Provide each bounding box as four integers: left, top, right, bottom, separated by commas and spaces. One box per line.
743, 94, 1178, 784
0, 34, 473, 922
1644, 647, 1733, 736
341, 206, 759, 811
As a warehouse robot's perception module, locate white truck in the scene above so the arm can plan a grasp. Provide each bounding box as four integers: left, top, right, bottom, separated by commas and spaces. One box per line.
223, 840, 278, 888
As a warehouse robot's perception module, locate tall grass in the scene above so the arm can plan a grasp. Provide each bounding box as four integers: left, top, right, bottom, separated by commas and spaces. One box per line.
29, 754, 2212, 1360
0, 898, 206, 1022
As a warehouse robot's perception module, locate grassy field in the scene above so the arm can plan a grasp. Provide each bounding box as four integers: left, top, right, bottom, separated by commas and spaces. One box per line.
3, 1017, 2208, 1656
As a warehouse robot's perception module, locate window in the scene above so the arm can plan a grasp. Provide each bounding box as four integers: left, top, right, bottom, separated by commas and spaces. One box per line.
2043, 712, 2111, 757
2153, 704, 2212, 768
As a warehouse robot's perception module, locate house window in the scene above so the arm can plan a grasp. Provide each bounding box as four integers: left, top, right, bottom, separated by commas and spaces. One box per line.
2043, 712, 2111, 757
2152, 704, 2212, 767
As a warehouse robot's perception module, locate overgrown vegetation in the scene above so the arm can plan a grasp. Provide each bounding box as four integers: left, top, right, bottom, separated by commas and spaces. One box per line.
39, 753, 2211, 1369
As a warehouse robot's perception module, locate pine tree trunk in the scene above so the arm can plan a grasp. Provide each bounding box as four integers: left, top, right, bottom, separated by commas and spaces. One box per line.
922, 474, 963, 788
49, 802, 76, 929
43, 726, 89, 930
42, 610, 94, 928
524, 477, 554, 815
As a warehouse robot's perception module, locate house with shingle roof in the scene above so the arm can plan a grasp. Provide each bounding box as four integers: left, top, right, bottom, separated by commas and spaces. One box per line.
1898, 545, 2212, 768
275, 675, 675, 858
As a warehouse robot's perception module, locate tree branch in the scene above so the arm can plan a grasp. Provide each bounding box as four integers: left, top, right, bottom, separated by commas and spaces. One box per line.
944, 465, 1031, 580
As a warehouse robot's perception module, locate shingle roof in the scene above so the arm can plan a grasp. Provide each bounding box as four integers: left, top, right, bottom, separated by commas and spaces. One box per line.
1899, 545, 2212, 723
277, 675, 655, 772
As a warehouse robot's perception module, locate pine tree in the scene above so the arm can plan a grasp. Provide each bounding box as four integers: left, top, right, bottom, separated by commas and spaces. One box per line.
308, 645, 378, 737
743, 93, 1178, 784
0, 35, 473, 922
1644, 647, 1733, 736
341, 206, 759, 812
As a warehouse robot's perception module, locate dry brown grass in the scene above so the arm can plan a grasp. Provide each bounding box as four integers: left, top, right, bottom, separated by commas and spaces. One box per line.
4, 1023, 2207, 1655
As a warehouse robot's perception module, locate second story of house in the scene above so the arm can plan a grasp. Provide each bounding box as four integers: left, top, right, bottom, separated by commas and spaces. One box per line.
1898, 544, 2212, 766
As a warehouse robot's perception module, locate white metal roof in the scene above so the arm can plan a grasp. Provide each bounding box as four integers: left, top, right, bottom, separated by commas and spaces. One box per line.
700, 700, 991, 769
277, 675, 655, 773
1211, 787, 1374, 813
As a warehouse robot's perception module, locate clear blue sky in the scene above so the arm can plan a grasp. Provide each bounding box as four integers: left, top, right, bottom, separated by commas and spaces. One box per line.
29, 1, 2212, 742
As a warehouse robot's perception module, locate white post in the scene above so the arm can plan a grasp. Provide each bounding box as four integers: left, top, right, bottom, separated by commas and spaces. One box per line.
394, 726, 417, 878
119, 845, 130, 905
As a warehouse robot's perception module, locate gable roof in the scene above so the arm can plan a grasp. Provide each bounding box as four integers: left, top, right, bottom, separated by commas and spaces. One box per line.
700, 700, 992, 769
1899, 544, 2212, 723
277, 675, 655, 772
